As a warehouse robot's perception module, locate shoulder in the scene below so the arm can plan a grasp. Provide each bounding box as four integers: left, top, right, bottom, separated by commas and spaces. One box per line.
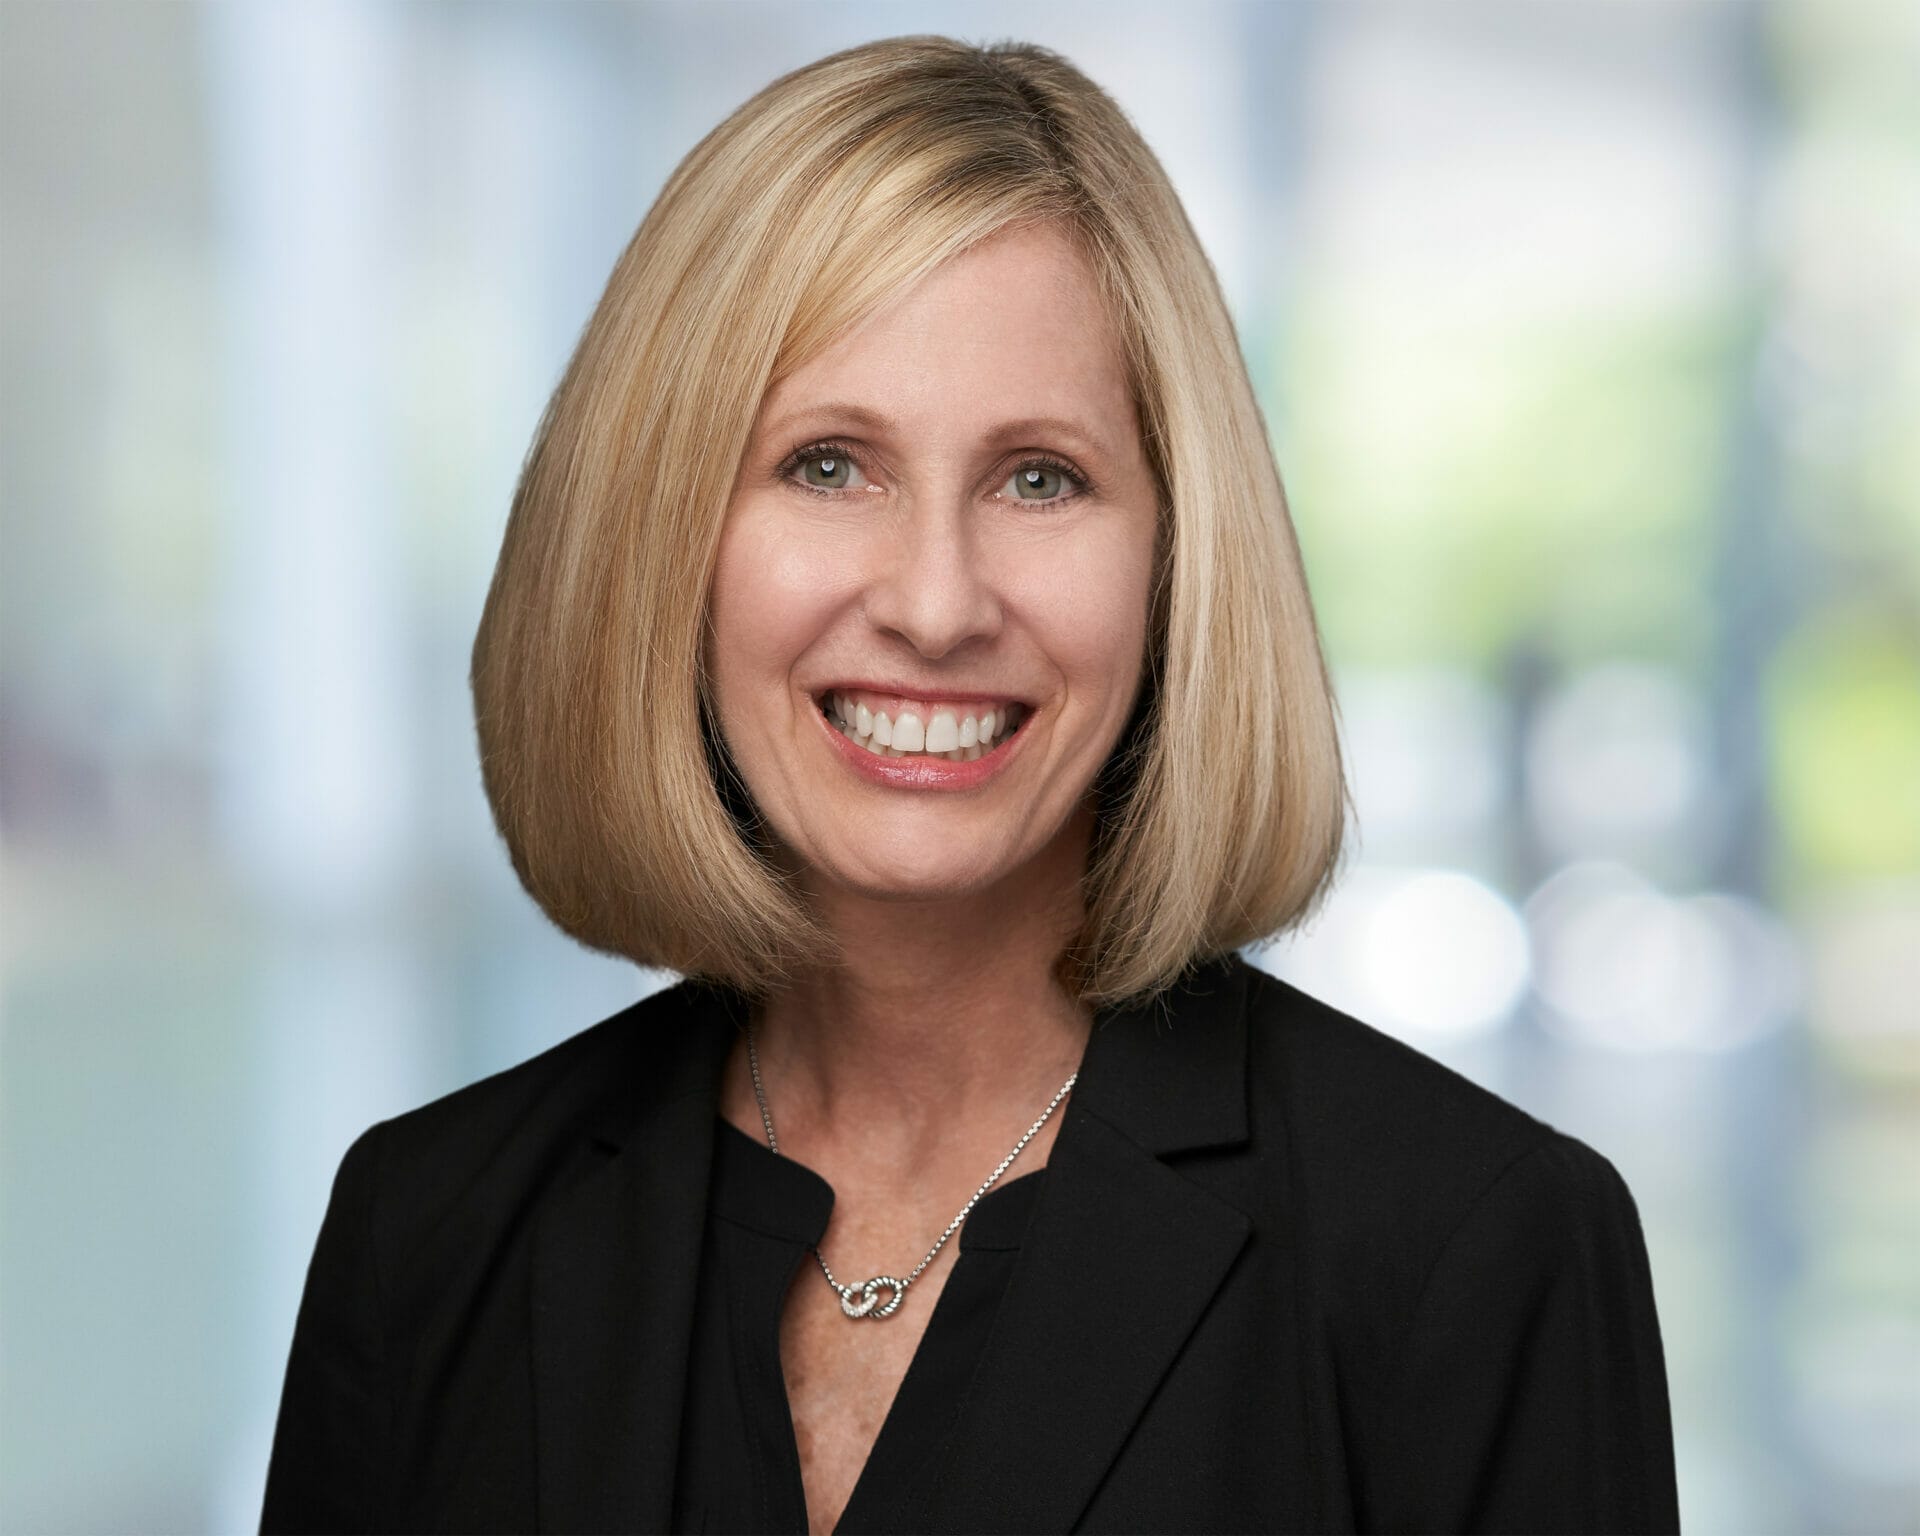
342, 975, 724, 1229
1242, 950, 1683, 1531
1229, 955, 1640, 1298
1238, 955, 1555, 1176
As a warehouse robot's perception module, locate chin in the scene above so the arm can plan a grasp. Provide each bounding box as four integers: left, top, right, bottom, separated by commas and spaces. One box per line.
821, 855, 1011, 905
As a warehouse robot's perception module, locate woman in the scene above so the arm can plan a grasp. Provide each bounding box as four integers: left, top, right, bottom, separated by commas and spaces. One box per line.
261, 35, 1679, 1536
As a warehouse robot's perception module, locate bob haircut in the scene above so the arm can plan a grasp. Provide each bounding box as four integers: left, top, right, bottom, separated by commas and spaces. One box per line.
471, 34, 1352, 1007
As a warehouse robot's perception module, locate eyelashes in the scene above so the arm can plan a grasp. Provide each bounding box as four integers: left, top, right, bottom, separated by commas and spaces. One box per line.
773, 438, 1094, 507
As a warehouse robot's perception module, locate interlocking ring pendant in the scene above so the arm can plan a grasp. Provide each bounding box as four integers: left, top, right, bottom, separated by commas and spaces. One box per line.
839, 1276, 907, 1320
744, 1017, 1078, 1329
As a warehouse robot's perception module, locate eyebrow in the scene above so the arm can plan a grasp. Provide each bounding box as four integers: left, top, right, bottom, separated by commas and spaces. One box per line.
758, 400, 1118, 464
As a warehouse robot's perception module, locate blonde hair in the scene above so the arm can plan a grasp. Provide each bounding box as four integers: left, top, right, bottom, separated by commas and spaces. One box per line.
471, 34, 1352, 1007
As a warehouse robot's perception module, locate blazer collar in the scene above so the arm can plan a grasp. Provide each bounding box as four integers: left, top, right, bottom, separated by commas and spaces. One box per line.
903, 955, 1254, 1533
532, 954, 1254, 1533
1069, 949, 1250, 1156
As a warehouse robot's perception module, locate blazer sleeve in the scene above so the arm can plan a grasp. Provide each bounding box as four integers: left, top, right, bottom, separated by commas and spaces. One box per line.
260, 1121, 391, 1535
1358, 1134, 1681, 1535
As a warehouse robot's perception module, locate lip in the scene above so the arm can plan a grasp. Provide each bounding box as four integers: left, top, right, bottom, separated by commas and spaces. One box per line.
811, 692, 1032, 791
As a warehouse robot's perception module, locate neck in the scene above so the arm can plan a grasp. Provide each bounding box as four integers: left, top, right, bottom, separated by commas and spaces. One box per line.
737, 805, 1096, 1173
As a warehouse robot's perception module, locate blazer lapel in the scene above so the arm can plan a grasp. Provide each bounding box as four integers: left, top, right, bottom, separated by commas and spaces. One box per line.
530, 980, 741, 1534
527, 956, 1254, 1535
912, 955, 1255, 1534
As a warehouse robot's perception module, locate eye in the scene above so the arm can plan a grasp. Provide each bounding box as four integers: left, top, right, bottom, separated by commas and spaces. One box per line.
780, 440, 872, 496
999, 457, 1089, 506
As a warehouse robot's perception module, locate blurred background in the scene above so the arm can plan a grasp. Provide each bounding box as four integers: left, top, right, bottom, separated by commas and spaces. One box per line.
2, 1, 1915, 1531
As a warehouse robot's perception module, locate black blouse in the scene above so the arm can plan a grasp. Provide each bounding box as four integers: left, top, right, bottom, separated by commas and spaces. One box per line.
671, 1114, 1049, 1534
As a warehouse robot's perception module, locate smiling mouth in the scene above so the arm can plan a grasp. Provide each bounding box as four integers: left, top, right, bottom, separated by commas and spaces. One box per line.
814, 689, 1029, 761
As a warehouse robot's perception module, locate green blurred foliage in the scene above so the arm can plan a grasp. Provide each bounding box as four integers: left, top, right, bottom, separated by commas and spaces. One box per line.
1275, 293, 1740, 677
1767, 605, 1920, 881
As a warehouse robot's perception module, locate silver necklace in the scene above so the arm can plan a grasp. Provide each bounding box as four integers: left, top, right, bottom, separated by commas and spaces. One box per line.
743, 1018, 1077, 1320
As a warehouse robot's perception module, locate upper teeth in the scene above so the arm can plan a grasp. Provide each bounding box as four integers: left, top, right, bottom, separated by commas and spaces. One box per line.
823, 690, 1024, 761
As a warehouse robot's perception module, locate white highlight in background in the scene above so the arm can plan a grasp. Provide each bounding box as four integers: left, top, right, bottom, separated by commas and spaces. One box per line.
1525, 860, 1802, 1052
1254, 865, 1530, 1042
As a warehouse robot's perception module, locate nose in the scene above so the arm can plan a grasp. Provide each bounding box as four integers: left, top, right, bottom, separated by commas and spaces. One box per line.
860, 497, 1003, 659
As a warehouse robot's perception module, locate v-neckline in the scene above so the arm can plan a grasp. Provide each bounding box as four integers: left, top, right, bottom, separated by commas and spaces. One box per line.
709, 1113, 1049, 1533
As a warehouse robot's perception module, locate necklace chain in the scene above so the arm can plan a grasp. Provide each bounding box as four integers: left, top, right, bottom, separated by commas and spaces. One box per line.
743, 1018, 1077, 1321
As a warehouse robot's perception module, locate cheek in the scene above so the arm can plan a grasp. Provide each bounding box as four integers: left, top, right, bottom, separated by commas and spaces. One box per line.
706, 512, 841, 716
1007, 526, 1155, 694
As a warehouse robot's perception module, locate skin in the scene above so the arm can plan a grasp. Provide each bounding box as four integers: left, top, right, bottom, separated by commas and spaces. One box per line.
703, 220, 1160, 1534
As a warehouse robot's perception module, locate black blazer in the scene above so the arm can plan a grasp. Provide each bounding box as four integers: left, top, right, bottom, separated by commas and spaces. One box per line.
261, 953, 1680, 1534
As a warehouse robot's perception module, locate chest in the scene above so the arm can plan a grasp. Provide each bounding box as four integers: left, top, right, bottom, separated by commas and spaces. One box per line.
777, 1259, 951, 1536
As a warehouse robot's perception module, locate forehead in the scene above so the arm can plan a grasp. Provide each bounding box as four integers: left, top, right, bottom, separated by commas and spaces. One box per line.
755, 223, 1136, 443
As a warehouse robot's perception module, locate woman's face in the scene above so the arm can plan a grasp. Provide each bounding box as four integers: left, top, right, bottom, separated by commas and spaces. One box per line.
706, 221, 1160, 907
